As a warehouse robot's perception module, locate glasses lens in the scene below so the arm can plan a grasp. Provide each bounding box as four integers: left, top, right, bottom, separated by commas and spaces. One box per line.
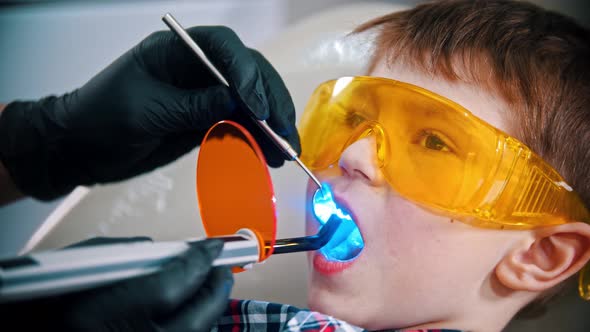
300, 77, 500, 212
197, 121, 276, 262
302, 77, 590, 232
299, 78, 362, 169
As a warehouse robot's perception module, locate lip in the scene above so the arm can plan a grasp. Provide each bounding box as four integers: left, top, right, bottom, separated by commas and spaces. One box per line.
313, 251, 355, 275
310, 187, 365, 275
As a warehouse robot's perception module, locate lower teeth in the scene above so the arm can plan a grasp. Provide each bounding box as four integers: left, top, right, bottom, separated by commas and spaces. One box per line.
321, 219, 364, 261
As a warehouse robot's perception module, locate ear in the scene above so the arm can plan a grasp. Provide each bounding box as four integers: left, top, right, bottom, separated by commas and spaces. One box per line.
496, 222, 590, 292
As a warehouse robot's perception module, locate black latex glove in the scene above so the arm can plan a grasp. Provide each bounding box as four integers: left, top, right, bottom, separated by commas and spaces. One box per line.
1, 237, 234, 331
0, 26, 300, 201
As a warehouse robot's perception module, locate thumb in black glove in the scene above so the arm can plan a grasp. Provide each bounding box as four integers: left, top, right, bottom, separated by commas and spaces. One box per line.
1, 237, 233, 332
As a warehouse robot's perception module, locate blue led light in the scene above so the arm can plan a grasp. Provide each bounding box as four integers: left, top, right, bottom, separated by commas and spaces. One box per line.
312, 184, 352, 225
312, 184, 364, 261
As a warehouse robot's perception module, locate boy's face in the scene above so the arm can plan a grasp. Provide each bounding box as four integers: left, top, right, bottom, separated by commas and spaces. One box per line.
304, 60, 526, 329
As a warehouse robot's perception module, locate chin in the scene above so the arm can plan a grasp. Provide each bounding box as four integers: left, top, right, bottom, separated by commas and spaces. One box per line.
307, 290, 375, 329
306, 277, 366, 327
306, 286, 345, 319
306, 269, 404, 330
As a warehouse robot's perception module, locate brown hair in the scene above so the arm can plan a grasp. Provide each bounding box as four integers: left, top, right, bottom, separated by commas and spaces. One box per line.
354, 0, 590, 208
353, 0, 590, 316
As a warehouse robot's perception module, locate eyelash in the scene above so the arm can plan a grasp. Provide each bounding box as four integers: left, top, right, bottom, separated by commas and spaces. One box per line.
416, 130, 454, 153
343, 112, 366, 128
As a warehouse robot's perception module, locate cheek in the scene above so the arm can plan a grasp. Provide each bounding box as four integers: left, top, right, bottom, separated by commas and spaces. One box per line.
375, 197, 446, 262
377, 197, 509, 291
373, 197, 480, 290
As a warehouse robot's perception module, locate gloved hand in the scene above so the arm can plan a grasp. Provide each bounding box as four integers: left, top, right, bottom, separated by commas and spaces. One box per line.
1, 237, 234, 331
0, 26, 300, 201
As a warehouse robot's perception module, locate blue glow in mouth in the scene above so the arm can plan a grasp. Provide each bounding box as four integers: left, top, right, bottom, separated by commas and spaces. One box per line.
312, 184, 364, 262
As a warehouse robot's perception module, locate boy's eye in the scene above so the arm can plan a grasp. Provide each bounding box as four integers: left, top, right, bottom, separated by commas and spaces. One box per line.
336, 103, 366, 128
418, 130, 452, 152
344, 112, 366, 128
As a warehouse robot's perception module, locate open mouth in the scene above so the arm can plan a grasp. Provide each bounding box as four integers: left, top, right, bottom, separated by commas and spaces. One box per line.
312, 184, 365, 262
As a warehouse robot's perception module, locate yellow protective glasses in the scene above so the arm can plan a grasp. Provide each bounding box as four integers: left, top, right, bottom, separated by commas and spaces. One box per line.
299, 76, 590, 299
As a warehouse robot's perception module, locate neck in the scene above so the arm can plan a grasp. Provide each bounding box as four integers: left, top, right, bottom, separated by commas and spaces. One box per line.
406, 282, 535, 331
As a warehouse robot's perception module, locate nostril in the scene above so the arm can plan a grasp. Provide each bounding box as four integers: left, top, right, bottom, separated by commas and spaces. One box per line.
338, 137, 381, 184
354, 169, 371, 182
339, 163, 369, 182
340, 164, 350, 178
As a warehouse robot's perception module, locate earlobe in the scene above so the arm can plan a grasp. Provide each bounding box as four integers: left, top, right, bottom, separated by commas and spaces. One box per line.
496, 222, 590, 293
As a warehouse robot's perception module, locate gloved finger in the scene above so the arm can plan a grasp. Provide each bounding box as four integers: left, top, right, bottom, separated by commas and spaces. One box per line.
77, 139, 160, 185
245, 49, 301, 167
57, 239, 225, 324
63, 236, 153, 249
256, 132, 287, 168
228, 110, 286, 168
147, 239, 225, 317
86, 132, 200, 186
133, 30, 214, 89
145, 84, 237, 135
136, 132, 205, 173
158, 267, 233, 332
184, 26, 269, 121
114, 132, 203, 181
84, 238, 224, 319
135, 26, 268, 123
248, 49, 300, 156
44, 242, 223, 329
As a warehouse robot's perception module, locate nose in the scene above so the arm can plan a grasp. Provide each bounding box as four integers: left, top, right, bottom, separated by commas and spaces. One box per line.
338, 136, 385, 186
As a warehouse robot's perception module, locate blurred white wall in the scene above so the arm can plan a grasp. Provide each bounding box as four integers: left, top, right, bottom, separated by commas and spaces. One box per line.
0, 0, 290, 255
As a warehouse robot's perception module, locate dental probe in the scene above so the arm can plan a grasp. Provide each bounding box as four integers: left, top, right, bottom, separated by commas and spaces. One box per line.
161, 13, 322, 191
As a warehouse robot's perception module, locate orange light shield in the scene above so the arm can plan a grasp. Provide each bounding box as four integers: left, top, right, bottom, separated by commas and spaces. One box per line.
197, 121, 276, 262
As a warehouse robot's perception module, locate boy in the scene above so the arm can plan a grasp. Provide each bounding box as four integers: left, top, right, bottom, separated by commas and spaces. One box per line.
216, 1, 590, 331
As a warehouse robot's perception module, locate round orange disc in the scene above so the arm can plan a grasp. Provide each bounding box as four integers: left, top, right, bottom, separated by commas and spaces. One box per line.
196, 120, 276, 262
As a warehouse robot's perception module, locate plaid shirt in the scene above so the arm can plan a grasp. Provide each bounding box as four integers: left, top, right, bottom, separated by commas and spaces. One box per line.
211, 299, 463, 332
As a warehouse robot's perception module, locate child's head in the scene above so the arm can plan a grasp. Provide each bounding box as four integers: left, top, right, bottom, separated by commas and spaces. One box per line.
300, 0, 590, 330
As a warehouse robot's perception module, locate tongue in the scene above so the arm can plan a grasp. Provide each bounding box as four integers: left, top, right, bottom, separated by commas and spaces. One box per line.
321, 218, 364, 261
313, 183, 365, 262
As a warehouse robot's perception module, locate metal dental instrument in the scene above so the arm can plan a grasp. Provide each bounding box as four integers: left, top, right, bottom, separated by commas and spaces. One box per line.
162, 13, 323, 190
270, 215, 342, 254
0, 217, 343, 302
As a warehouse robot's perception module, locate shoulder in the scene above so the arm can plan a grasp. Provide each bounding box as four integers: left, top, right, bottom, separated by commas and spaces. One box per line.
210, 299, 464, 332
210, 299, 367, 332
